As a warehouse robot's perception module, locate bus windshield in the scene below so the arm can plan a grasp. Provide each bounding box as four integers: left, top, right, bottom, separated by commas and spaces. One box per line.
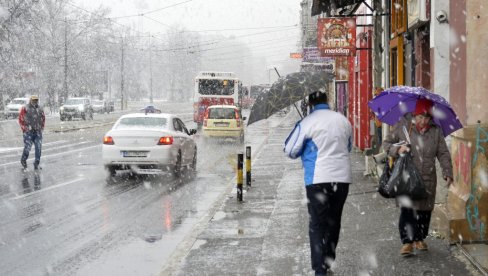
198, 79, 235, 95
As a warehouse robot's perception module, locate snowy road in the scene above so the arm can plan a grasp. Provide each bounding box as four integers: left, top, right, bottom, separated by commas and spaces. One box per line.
0, 102, 277, 275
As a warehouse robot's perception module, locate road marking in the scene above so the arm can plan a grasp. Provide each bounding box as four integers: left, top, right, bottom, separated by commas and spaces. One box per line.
0, 144, 100, 168
0, 141, 91, 158
0, 140, 68, 153
12, 176, 84, 200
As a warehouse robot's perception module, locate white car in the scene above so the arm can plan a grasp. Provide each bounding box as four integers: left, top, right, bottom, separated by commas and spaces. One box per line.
5, 98, 29, 119
92, 100, 107, 114
102, 113, 197, 176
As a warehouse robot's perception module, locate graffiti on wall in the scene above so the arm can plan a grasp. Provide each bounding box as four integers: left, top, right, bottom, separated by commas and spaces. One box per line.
466, 125, 488, 239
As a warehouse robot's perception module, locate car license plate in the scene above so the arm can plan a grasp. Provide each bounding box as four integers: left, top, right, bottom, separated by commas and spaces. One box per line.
122, 151, 148, 157
214, 122, 230, 127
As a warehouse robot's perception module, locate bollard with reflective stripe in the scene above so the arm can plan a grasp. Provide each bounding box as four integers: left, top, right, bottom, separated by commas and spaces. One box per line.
246, 146, 251, 187
237, 153, 243, 202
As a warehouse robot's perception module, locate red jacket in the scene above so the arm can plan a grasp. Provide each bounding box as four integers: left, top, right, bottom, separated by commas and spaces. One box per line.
19, 104, 45, 132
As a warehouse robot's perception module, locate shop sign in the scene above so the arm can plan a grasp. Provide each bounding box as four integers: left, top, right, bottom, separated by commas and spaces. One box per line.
317, 18, 356, 56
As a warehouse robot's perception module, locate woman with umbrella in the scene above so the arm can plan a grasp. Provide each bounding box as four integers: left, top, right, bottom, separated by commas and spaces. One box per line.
381, 98, 454, 256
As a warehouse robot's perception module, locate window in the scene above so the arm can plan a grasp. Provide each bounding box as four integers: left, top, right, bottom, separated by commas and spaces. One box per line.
198, 79, 235, 95
176, 119, 189, 135
65, 99, 84, 105
115, 117, 167, 129
208, 108, 236, 119
173, 119, 182, 132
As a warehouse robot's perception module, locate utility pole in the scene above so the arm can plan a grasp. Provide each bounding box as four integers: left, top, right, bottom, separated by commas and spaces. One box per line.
63, 17, 68, 103
149, 38, 153, 103
120, 37, 125, 110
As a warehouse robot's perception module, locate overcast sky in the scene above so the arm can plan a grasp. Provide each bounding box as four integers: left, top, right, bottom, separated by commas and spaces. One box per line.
77, 0, 303, 83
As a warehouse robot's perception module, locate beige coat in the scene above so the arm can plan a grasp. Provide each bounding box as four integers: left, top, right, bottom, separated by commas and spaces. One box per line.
382, 116, 453, 211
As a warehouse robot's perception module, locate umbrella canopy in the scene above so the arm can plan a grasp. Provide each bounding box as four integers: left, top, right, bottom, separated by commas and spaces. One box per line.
368, 86, 463, 136
140, 105, 161, 114
311, 0, 364, 16
247, 71, 333, 125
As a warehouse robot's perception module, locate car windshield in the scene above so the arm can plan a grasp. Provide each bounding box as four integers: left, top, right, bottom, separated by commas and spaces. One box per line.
114, 117, 167, 129
92, 101, 103, 105
11, 99, 27, 105
65, 99, 84, 105
208, 108, 236, 119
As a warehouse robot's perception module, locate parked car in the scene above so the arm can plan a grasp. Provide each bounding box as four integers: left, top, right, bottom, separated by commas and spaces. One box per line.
5, 98, 29, 119
202, 105, 245, 144
102, 113, 197, 177
59, 97, 93, 121
92, 100, 108, 114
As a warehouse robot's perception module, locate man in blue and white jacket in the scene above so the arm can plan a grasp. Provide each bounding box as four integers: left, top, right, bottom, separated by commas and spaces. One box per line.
284, 91, 352, 276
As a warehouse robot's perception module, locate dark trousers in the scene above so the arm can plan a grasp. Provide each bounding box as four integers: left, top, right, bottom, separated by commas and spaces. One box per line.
399, 207, 432, 244
21, 131, 42, 166
306, 183, 349, 275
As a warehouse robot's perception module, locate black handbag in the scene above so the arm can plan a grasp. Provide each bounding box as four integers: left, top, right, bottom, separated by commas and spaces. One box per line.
378, 162, 393, 198
379, 152, 428, 199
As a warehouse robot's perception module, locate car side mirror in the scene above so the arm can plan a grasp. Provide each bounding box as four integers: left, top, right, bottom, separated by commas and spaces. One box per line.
189, 129, 197, 135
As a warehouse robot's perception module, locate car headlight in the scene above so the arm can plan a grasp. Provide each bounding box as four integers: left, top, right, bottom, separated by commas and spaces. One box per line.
78, 105, 85, 111
60, 106, 64, 111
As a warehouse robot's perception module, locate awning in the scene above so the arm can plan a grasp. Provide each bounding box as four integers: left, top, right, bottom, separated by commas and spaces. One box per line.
311, 0, 364, 16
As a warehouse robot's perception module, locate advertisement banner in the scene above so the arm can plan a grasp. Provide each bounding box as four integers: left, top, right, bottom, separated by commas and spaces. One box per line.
317, 18, 356, 56
302, 47, 334, 63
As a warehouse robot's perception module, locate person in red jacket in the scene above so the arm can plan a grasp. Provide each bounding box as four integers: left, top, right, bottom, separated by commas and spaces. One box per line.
19, 95, 45, 170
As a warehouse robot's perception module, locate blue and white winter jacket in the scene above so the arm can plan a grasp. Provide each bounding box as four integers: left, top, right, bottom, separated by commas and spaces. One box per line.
284, 104, 353, 186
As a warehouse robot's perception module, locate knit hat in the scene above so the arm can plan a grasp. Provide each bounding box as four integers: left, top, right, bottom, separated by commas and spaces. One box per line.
30, 95, 39, 100
413, 98, 433, 116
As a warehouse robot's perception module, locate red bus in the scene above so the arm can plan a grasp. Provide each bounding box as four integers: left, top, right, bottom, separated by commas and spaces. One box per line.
193, 71, 242, 127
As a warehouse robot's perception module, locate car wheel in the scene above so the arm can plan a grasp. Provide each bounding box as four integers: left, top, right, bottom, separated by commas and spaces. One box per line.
60, 116, 65, 121
89, 111, 93, 120
82, 113, 86, 120
173, 152, 182, 178
105, 165, 117, 177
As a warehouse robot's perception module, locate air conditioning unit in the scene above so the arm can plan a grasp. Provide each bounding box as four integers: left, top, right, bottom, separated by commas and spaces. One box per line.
408, 0, 428, 29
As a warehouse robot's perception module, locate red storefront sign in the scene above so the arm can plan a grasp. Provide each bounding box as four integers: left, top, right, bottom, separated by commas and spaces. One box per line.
317, 18, 356, 56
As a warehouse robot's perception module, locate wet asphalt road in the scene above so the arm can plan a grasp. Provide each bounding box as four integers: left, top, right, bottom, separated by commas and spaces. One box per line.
0, 103, 261, 275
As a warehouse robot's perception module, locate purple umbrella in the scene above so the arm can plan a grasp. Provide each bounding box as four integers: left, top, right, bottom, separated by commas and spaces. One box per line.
368, 86, 463, 136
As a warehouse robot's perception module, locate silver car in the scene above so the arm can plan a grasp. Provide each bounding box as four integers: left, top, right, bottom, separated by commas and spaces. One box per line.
60, 97, 93, 121
102, 113, 197, 177
5, 98, 29, 119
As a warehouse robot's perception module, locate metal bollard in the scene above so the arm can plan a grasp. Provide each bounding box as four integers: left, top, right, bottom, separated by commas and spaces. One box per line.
246, 146, 251, 187
237, 153, 243, 202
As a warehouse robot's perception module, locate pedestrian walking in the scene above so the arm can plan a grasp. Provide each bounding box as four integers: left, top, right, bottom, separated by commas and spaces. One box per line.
19, 95, 45, 170
382, 98, 453, 256
284, 91, 352, 276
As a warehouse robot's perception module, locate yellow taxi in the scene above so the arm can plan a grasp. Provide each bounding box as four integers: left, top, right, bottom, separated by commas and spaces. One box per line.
202, 105, 245, 143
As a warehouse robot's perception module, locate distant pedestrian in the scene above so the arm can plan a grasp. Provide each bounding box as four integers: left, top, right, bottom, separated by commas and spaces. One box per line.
19, 95, 45, 170
382, 98, 453, 256
284, 91, 352, 276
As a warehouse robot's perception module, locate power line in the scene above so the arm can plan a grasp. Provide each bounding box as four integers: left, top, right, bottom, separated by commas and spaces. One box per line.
163, 24, 299, 34
107, 0, 193, 19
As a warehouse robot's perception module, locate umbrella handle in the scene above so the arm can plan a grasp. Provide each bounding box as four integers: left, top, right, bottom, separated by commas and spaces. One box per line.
293, 103, 303, 119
